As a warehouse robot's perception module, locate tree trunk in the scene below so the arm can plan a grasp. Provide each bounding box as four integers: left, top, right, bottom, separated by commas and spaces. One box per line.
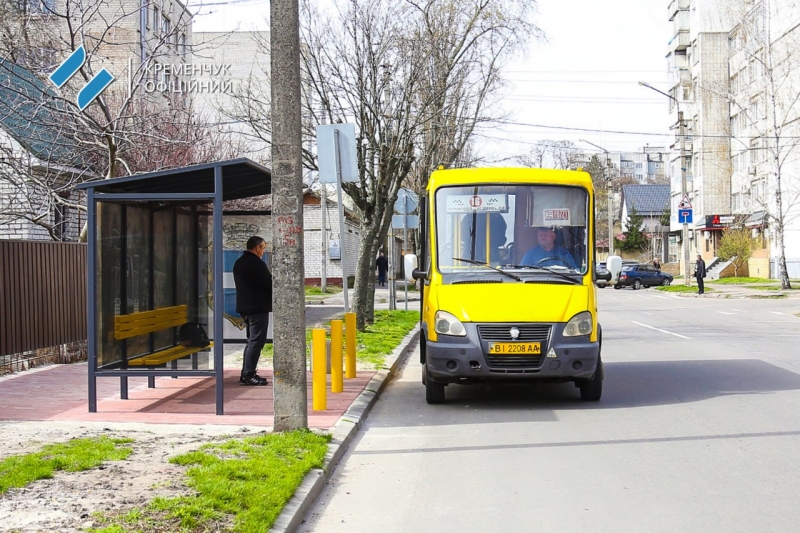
352, 221, 381, 330
775, 222, 792, 289
271, 0, 308, 431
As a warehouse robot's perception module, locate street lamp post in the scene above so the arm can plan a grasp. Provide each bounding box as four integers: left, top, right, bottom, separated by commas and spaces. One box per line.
639, 82, 691, 286
580, 139, 616, 259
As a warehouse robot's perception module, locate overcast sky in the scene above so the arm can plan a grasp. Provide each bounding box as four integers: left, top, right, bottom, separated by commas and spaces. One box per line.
190, 0, 674, 163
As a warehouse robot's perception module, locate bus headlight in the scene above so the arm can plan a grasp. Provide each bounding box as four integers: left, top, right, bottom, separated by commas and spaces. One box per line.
434, 311, 467, 337
564, 312, 593, 337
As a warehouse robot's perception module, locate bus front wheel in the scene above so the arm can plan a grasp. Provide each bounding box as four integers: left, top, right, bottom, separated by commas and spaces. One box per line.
425, 367, 446, 404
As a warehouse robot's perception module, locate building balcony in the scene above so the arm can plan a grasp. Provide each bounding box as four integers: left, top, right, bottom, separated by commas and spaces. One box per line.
667, 51, 689, 73
668, 0, 690, 21
669, 30, 690, 52
672, 11, 690, 35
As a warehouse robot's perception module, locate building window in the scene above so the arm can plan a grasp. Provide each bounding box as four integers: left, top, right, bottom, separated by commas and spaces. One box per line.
20, 0, 54, 14
53, 202, 67, 241
153, 6, 159, 34
162, 16, 170, 41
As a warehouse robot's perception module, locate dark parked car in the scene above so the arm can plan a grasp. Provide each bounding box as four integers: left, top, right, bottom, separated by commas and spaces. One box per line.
614, 263, 673, 289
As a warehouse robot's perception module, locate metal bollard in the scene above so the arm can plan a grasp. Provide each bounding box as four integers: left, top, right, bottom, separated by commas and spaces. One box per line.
312, 328, 327, 410
330, 319, 343, 393
345, 312, 356, 378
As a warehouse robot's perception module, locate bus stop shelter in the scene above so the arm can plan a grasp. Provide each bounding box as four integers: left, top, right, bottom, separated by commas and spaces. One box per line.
77, 159, 271, 415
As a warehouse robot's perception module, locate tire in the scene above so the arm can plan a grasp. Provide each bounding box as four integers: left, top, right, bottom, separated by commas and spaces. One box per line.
632, 279, 642, 290
662, 279, 671, 286
425, 366, 445, 404
614, 285, 622, 290
579, 355, 603, 401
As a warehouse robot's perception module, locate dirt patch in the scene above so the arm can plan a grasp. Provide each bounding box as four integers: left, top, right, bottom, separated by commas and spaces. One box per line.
0, 421, 267, 532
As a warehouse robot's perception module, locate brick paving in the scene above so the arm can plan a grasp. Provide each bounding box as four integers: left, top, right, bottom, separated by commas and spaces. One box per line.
0, 363, 374, 429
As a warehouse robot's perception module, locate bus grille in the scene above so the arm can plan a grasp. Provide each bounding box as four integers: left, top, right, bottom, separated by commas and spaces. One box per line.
477, 324, 551, 369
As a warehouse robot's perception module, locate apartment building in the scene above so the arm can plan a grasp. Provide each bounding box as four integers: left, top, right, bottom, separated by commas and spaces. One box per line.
664, 0, 800, 277
575, 147, 668, 184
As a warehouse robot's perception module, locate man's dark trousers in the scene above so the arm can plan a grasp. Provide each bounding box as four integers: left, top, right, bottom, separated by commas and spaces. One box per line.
243, 313, 269, 376
696, 275, 705, 294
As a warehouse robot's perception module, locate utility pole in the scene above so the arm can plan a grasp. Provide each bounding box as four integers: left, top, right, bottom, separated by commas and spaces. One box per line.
678, 109, 690, 286
607, 159, 615, 258
271, 0, 307, 431
580, 139, 615, 259
639, 82, 691, 286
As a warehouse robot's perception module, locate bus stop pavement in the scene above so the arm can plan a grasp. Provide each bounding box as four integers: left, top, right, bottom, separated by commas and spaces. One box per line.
0, 325, 421, 532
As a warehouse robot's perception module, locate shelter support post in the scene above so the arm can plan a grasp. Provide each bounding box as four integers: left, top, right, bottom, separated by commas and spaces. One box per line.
87, 188, 98, 412
213, 166, 225, 415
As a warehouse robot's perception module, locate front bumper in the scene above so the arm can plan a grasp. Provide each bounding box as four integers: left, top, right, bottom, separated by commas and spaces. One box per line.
426, 323, 599, 384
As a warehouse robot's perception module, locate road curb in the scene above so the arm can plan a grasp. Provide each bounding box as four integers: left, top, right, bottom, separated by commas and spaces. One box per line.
270, 324, 421, 532
674, 292, 788, 299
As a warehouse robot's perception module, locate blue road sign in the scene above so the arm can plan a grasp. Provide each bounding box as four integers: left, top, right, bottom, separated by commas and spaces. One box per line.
678, 209, 693, 224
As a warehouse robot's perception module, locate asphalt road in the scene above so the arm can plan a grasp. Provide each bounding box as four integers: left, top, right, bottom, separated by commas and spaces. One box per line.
305, 303, 344, 328
299, 289, 800, 533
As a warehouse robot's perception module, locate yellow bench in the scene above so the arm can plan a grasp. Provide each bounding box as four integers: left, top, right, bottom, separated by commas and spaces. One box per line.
114, 305, 212, 367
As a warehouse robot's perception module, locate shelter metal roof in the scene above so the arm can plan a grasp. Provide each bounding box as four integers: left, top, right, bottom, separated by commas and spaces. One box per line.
76, 158, 271, 200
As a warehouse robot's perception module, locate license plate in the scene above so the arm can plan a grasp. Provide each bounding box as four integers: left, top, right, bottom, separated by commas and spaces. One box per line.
488, 342, 542, 355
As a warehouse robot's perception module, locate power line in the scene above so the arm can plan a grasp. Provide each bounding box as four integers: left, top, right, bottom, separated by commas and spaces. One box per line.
504, 69, 667, 74
507, 79, 668, 85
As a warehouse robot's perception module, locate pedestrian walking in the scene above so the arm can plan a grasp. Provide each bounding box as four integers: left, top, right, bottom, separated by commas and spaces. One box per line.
693, 254, 706, 294
233, 236, 272, 386
376, 252, 389, 287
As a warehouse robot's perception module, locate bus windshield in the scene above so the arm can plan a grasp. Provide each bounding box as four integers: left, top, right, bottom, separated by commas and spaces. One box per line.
435, 184, 589, 275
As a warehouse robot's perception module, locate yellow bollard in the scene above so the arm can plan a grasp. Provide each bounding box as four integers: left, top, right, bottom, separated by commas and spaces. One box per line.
312, 328, 327, 411
345, 312, 356, 378
330, 319, 343, 393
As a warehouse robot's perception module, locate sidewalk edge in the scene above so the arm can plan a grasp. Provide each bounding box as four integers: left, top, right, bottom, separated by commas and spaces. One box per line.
270, 324, 421, 533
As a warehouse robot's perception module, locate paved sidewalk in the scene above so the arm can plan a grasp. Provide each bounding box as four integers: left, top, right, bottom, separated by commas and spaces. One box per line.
313, 282, 421, 310
0, 364, 374, 428
673, 281, 800, 299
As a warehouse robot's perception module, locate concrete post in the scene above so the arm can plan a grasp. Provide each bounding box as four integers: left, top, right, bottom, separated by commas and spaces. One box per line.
271, 0, 308, 430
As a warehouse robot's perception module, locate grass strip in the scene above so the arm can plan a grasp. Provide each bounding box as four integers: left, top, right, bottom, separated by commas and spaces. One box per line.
92, 430, 331, 533
354, 310, 419, 367
0, 437, 133, 494
708, 277, 773, 284
305, 285, 343, 296
656, 285, 713, 293
262, 310, 420, 368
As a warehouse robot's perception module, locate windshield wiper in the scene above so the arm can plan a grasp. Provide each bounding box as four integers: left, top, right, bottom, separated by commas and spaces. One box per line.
501, 264, 582, 285
452, 257, 522, 282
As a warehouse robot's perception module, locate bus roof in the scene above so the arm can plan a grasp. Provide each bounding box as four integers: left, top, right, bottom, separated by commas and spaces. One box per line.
427, 167, 594, 192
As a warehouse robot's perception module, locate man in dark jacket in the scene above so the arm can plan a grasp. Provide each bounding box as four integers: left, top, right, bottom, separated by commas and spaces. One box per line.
375, 252, 389, 287
693, 254, 707, 294
233, 236, 273, 385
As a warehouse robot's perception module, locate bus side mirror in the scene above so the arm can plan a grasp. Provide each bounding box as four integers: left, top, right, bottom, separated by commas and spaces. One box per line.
404, 254, 426, 281
606, 255, 622, 284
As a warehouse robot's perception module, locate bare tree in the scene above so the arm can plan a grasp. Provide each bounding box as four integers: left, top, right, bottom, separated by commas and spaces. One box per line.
224, 0, 539, 329
515, 140, 580, 170
407, 0, 538, 187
